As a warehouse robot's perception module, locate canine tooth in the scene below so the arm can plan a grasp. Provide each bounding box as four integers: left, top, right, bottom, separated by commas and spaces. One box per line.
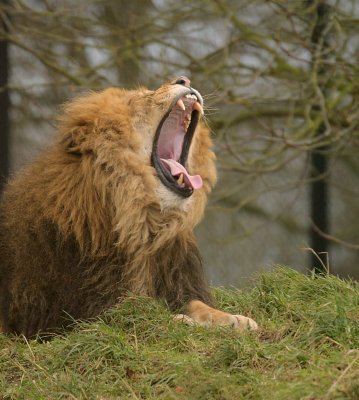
185, 94, 191, 99
177, 174, 184, 185
177, 99, 185, 110
193, 101, 204, 115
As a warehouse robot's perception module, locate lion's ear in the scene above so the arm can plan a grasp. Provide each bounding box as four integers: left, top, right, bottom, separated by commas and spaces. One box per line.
60, 126, 89, 155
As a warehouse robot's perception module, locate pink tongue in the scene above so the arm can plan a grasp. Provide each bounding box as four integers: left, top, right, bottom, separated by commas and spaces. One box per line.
160, 159, 203, 190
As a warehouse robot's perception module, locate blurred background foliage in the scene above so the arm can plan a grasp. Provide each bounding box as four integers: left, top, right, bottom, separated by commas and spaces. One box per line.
1, 0, 359, 285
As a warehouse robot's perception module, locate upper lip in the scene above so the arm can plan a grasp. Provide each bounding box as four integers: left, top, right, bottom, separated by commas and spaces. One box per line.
151, 87, 204, 198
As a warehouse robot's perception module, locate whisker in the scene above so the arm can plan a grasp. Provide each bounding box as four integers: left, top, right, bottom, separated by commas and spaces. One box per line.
202, 93, 216, 98
204, 106, 219, 111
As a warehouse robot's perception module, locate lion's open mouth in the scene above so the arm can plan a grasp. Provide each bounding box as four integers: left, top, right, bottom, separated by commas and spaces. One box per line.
152, 90, 204, 198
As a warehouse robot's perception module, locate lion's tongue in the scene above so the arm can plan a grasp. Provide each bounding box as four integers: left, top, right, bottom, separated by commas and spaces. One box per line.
160, 159, 203, 190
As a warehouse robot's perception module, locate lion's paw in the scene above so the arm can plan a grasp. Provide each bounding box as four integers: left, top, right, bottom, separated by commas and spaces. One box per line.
230, 314, 258, 331
175, 312, 258, 331
186, 300, 258, 331
207, 312, 258, 331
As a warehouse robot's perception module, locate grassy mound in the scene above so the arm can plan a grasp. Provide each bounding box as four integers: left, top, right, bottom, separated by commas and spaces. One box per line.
1, 267, 358, 399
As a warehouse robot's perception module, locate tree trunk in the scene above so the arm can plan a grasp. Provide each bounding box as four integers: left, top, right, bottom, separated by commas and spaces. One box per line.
0, 0, 10, 192
102, 0, 152, 87
309, 1, 330, 273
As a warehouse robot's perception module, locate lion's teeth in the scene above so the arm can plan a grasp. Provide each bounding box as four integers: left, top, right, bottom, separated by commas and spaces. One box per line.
193, 101, 204, 115
177, 174, 184, 185
177, 99, 185, 110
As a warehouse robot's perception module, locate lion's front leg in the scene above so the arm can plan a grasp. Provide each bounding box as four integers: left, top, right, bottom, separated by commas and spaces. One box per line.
175, 300, 258, 331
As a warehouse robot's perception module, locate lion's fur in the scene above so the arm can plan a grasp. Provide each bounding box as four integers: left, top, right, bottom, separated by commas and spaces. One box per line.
0, 81, 217, 337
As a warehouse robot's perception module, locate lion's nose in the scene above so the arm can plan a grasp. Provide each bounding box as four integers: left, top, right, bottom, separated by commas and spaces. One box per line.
173, 76, 191, 87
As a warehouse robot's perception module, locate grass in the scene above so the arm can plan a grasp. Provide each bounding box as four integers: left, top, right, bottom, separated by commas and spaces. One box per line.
0, 267, 358, 400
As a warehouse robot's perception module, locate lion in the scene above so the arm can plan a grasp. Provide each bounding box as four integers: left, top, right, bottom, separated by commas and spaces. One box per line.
0, 76, 257, 338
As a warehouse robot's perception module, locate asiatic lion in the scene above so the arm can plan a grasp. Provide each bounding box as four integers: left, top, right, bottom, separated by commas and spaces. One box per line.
0, 76, 257, 337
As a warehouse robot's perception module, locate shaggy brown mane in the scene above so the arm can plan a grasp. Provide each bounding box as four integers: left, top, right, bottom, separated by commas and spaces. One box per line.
0, 77, 257, 338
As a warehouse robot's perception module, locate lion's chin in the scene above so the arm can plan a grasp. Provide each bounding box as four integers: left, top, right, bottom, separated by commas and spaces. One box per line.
155, 184, 194, 212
